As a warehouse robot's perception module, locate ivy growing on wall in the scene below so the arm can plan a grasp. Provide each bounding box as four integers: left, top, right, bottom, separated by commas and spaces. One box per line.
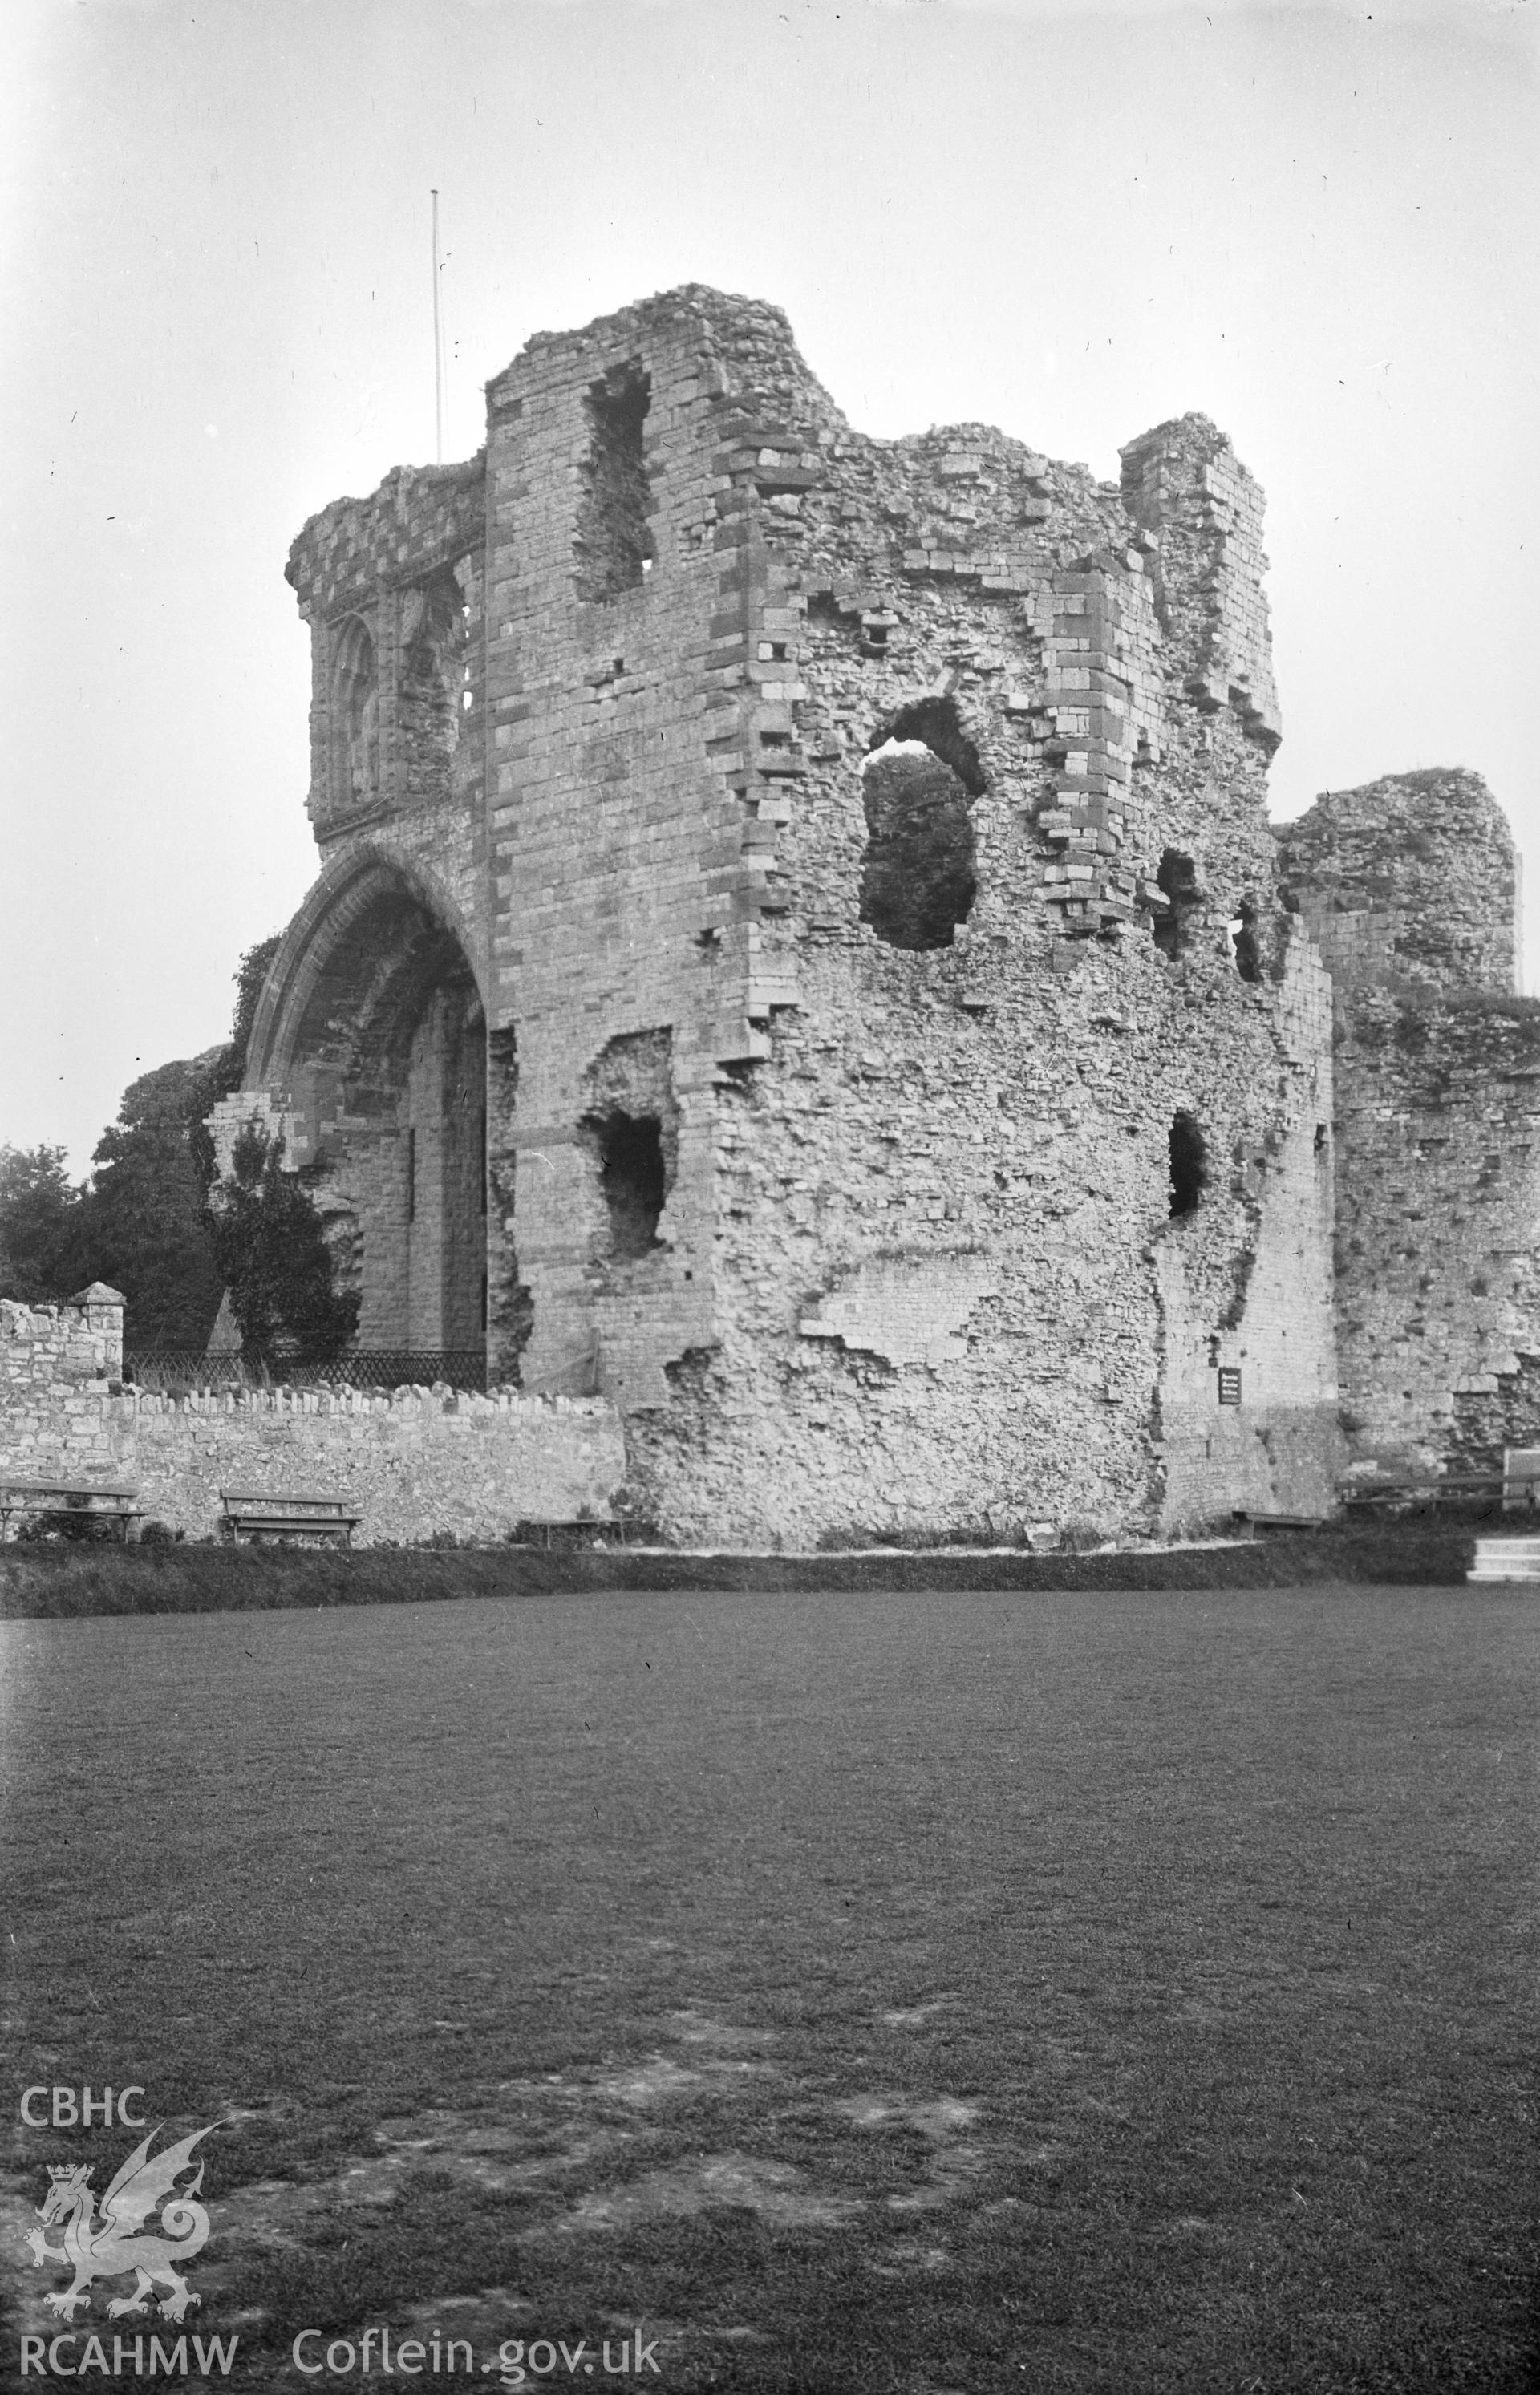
186, 934, 282, 1191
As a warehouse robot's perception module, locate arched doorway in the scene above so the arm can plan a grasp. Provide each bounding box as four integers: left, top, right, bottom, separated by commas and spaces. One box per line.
245, 855, 487, 1356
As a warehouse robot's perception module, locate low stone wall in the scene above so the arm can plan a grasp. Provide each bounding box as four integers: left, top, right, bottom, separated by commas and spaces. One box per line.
131, 1385, 626, 1542
1, 1291, 626, 1542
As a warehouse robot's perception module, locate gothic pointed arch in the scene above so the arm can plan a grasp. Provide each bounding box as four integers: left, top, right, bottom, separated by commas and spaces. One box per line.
239, 844, 488, 1355
246, 843, 484, 1091
330, 615, 379, 811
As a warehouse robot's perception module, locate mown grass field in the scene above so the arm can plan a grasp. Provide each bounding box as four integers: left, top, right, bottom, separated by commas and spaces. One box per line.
2, 1583, 1536, 2392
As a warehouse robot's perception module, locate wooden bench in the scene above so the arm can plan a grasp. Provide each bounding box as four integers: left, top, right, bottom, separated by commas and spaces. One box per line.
1502, 1448, 1540, 1512
1341, 1473, 1502, 1514
509, 1518, 659, 1549
0, 1481, 144, 1542
220, 1489, 360, 1547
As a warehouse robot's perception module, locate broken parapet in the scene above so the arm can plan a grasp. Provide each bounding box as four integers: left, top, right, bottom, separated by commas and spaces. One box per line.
1277, 768, 1521, 998
1121, 414, 1282, 755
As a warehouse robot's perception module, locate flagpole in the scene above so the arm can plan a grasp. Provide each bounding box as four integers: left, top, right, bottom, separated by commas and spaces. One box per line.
431, 189, 444, 465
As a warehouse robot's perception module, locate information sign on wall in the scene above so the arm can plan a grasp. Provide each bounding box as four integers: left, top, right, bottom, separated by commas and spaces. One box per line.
1217, 1367, 1242, 1406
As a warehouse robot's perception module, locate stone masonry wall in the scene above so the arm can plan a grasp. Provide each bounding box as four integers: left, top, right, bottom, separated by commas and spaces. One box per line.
1, 1290, 625, 1540
0, 1289, 129, 1481
235, 286, 1342, 1545
231, 454, 495, 1360
1311, 991, 1540, 1475
1279, 771, 1539, 1479
1280, 768, 1521, 999
571, 305, 1335, 1541
630, 914, 1339, 1544
1155, 934, 1341, 1523
290, 456, 488, 890
480, 293, 809, 1406
130, 1387, 624, 1544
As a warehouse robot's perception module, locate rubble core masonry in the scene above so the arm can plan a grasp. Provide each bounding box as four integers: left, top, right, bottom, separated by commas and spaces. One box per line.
1279, 769, 1539, 1489
202, 282, 1524, 1545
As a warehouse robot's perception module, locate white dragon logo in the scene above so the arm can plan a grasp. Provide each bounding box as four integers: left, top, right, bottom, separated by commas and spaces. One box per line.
23, 2122, 218, 2324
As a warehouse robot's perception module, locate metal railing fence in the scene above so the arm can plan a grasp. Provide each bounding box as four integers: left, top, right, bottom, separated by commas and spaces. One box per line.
124, 1349, 490, 1394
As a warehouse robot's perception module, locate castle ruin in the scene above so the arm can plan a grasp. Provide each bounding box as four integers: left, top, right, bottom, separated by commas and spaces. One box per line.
203, 286, 1530, 1546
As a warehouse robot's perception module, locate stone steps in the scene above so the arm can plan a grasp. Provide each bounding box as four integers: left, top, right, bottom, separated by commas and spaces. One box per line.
1468, 1539, 1540, 1583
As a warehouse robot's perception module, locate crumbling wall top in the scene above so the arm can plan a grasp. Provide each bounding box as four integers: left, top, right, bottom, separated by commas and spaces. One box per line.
487, 282, 851, 439
1278, 768, 1519, 997
1120, 414, 1280, 753
286, 455, 486, 621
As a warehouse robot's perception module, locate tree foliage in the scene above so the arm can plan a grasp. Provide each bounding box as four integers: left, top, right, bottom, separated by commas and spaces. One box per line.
0, 934, 326, 1360
0, 1145, 79, 1302
204, 1121, 359, 1368
193, 934, 362, 1368
1, 1084, 221, 1344
187, 934, 282, 1191
80, 1059, 228, 1346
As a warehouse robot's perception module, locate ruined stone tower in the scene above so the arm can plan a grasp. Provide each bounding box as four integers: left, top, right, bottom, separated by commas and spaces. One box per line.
1279, 769, 1540, 1485
218, 286, 1343, 1543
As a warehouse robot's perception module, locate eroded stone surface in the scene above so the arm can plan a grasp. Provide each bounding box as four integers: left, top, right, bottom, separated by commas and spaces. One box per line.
220, 286, 1345, 1544
10, 291, 1529, 1542
1279, 770, 1540, 1479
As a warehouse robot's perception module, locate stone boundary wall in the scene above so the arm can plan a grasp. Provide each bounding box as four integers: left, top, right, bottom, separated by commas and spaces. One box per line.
1, 1291, 626, 1542
131, 1385, 626, 1543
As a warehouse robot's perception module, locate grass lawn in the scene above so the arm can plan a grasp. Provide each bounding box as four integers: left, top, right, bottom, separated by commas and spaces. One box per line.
1, 1584, 1536, 2392
0, 1522, 1486, 1619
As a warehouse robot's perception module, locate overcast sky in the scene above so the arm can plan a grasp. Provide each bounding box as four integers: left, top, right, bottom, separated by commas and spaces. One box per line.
2, 0, 1536, 1173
